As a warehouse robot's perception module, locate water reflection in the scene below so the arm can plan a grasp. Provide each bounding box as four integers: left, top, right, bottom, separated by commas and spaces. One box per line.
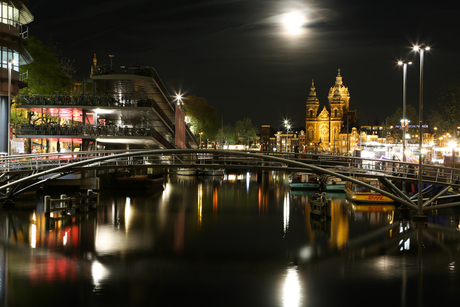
281, 266, 303, 307
0, 171, 460, 306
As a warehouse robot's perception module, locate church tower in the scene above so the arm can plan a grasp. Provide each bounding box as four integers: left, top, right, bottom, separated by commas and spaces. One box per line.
305, 79, 320, 145
306, 79, 319, 118
328, 68, 350, 118
304, 69, 356, 153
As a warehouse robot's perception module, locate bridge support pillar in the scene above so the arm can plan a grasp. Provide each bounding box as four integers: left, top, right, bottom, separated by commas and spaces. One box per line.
0, 96, 9, 154
412, 213, 428, 222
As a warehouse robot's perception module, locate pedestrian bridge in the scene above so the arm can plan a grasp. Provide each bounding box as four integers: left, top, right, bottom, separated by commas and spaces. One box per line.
1, 149, 460, 213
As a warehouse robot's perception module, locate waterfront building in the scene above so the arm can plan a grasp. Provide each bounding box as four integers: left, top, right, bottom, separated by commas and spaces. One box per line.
0, 0, 33, 154
305, 70, 359, 154
274, 128, 303, 153
14, 56, 198, 152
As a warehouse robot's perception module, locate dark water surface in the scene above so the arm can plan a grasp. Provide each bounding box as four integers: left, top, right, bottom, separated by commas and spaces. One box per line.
1, 171, 460, 306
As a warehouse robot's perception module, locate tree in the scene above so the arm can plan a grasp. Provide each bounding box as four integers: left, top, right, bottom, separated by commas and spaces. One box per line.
183, 95, 220, 140
216, 124, 237, 146
234, 118, 257, 145
19, 37, 73, 95
427, 80, 460, 136
383, 104, 418, 142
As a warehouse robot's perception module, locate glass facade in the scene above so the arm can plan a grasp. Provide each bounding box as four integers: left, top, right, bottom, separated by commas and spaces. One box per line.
0, 2, 21, 71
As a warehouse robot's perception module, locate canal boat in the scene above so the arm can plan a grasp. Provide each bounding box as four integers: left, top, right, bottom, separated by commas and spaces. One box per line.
344, 178, 394, 203
110, 172, 165, 189
200, 168, 225, 176
346, 201, 395, 212
324, 176, 347, 192
176, 168, 198, 176
289, 172, 321, 190
309, 192, 331, 219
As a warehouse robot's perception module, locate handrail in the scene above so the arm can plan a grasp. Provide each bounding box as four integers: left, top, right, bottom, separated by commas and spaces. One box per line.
0, 17, 29, 39
1, 149, 460, 211
15, 123, 155, 137
15, 94, 158, 108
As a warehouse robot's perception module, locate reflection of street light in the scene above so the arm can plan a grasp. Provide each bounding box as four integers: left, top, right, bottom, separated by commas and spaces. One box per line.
413, 44, 430, 219
199, 131, 203, 149
398, 60, 412, 163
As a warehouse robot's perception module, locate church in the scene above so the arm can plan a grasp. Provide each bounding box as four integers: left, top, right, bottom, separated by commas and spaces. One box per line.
305, 69, 359, 154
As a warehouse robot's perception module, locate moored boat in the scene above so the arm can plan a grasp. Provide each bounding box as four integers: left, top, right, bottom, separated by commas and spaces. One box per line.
289, 172, 321, 190
200, 168, 225, 176
344, 178, 394, 203
346, 201, 395, 212
310, 192, 331, 218
324, 176, 347, 192
110, 172, 165, 189
176, 168, 198, 176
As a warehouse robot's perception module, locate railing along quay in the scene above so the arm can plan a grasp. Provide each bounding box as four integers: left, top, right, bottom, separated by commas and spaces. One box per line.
44, 189, 98, 216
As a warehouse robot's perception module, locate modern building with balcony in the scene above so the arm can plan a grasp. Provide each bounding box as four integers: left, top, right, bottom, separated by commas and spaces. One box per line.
14, 56, 198, 152
0, 0, 33, 154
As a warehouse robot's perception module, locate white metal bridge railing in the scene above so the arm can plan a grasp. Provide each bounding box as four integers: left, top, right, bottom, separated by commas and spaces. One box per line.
0, 150, 459, 185
2, 149, 460, 211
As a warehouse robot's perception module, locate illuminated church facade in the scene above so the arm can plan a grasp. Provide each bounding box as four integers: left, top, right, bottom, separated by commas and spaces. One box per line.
305, 69, 359, 154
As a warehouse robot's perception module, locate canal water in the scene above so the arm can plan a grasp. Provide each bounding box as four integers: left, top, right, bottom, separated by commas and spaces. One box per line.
1, 171, 460, 306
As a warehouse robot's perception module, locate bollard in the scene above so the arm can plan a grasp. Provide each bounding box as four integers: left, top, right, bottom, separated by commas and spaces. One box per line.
60, 194, 67, 209
87, 189, 94, 211
44, 195, 50, 214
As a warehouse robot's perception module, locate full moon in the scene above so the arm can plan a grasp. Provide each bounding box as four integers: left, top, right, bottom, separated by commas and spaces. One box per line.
282, 11, 306, 35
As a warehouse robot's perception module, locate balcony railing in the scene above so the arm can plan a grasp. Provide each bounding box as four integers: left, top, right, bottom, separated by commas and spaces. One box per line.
15, 94, 156, 107
15, 123, 154, 137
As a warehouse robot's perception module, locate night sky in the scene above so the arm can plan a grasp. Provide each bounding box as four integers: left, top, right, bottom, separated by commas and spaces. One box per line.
29, 0, 460, 129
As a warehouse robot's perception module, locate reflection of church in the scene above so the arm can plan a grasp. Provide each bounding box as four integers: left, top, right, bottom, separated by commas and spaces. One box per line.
305, 70, 359, 154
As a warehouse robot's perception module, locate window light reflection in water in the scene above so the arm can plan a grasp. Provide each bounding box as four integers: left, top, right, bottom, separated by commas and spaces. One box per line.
283, 193, 290, 237
92, 261, 109, 288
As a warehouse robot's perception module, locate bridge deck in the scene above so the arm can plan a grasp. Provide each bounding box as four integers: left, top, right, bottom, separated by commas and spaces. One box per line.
1, 150, 460, 212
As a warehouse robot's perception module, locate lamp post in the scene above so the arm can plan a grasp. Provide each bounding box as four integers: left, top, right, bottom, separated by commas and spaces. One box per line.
284, 120, 290, 152
199, 131, 203, 149
398, 61, 412, 163
413, 44, 430, 219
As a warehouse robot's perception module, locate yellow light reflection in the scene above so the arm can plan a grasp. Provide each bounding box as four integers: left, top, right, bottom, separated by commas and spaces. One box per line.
198, 183, 203, 228
125, 197, 132, 232
213, 186, 218, 216
282, 267, 302, 307
30, 224, 36, 249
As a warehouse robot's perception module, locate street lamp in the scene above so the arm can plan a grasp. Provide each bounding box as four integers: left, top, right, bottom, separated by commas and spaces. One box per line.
199, 131, 203, 149
398, 60, 412, 163
284, 120, 291, 152
413, 44, 430, 219
175, 94, 183, 109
